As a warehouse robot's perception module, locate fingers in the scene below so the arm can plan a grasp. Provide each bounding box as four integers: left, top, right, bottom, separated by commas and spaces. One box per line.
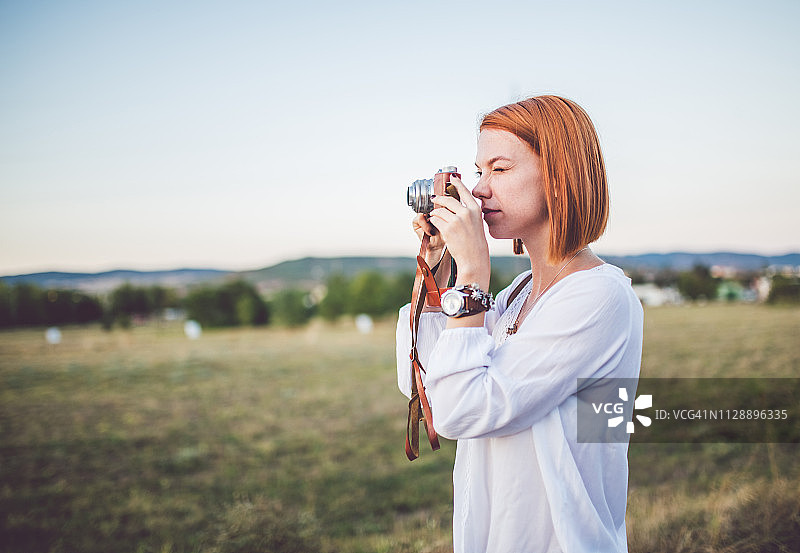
430, 195, 463, 216
429, 203, 474, 233
431, 177, 481, 225
413, 176, 482, 257
412, 213, 438, 236
432, 177, 479, 213
428, 208, 453, 228
429, 195, 465, 234
448, 176, 478, 208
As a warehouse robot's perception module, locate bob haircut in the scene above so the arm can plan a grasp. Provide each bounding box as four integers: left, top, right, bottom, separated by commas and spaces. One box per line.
479, 95, 609, 264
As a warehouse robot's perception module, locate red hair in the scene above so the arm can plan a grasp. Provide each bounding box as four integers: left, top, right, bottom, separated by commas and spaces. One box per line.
479, 95, 609, 264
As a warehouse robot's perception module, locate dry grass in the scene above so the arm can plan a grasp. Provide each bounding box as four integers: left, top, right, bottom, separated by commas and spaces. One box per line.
627, 471, 800, 553
641, 303, 800, 378
630, 303, 800, 553
0, 304, 798, 552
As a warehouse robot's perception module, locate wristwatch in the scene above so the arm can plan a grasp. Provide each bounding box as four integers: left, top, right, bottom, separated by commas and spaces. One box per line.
440, 284, 495, 318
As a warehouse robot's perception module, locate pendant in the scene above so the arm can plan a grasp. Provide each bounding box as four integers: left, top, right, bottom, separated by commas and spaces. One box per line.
506, 323, 518, 335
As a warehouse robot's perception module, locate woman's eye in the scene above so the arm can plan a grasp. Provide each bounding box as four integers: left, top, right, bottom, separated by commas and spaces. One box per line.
474, 171, 482, 178
493, 167, 507, 173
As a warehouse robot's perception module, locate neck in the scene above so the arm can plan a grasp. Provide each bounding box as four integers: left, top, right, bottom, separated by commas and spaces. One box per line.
523, 237, 592, 298
523, 236, 558, 297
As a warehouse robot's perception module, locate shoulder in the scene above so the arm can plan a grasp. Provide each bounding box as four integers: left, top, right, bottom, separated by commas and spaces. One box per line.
558, 263, 634, 296
541, 263, 642, 322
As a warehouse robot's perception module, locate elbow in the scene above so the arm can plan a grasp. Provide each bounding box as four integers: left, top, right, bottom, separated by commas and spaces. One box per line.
429, 381, 520, 440
430, 398, 492, 440
431, 412, 459, 440
432, 419, 463, 441
427, 392, 465, 439
432, 409, 494, 440
426, 373, 500, 440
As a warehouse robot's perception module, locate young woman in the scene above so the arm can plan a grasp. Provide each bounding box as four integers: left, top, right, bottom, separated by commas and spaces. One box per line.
396, 95, 643, 553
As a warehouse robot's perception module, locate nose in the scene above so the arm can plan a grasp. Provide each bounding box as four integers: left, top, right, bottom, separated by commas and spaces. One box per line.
472, 174, 490, 200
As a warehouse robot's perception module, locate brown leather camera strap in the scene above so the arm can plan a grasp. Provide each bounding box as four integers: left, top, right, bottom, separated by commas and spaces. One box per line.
405, 267, 531, 460
405, 233, 451, 461
507, 273, 533, 307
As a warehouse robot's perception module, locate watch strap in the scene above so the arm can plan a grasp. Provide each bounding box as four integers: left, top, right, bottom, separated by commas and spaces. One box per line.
444, 284, 494, 317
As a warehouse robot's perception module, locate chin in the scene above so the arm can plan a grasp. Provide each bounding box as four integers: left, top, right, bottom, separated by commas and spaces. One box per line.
486, 226, 512, 240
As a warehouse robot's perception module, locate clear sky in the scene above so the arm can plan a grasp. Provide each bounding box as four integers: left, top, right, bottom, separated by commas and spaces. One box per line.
1, 0, 798, 275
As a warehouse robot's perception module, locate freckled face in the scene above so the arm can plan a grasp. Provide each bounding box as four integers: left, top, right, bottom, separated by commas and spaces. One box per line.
472, 129, 548, 241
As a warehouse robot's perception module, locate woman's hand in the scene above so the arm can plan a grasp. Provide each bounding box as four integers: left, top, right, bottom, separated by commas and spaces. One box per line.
412, 212, 446, 268
429, 176, 490, 290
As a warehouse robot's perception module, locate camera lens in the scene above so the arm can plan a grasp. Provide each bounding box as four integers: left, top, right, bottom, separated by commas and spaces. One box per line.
407, 178, 433, 214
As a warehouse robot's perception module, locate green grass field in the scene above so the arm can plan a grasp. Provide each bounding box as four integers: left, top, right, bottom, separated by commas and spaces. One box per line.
1, 304, 799, 552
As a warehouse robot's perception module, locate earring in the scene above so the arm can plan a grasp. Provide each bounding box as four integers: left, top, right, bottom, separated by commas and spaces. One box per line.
513, 239, 524, 255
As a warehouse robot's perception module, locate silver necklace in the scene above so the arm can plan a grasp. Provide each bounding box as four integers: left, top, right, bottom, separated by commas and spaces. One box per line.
506, 247, 588, 335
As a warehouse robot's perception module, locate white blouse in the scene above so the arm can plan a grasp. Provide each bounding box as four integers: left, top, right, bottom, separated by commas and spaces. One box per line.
396, 264, 643, 553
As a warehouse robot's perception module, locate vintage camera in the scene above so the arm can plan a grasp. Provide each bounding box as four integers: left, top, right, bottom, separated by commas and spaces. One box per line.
407, 166, 461, 214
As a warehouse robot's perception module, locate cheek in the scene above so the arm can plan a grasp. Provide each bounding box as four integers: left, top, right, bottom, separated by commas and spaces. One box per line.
522, 180, 548, 214
512, 185, 546, 214
511, 187, 549, 228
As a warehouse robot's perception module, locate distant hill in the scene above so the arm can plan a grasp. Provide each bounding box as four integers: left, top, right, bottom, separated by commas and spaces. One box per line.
602, 252, 800, 272
240, 252, 799, 288
0, 269, 230, 294
3, 252, 798, 294
239, 257, 417, 285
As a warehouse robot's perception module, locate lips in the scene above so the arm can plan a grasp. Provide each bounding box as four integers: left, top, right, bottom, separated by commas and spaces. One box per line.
482, 208, 500, 221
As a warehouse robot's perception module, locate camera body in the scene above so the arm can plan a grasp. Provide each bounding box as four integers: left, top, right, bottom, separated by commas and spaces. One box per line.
407, 166, 461, 213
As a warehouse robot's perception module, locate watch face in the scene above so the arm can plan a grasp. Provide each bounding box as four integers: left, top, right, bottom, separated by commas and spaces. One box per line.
441, 290, 463, 316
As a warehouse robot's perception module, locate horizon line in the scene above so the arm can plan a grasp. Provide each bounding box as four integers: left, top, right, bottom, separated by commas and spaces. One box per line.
3, 249, 800, 278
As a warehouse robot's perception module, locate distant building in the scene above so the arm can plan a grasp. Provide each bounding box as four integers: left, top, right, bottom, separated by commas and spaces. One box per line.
710, 265, 738, 279
716, 280, 755, 302
768, 265, 800, 277
631, 284, 683, 306
754, 276, 771, 302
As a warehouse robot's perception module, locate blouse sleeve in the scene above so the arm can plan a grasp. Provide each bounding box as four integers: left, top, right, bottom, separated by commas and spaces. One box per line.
395, 304, 447, 398
424, 271, 641, 440
394, 272, 524, 400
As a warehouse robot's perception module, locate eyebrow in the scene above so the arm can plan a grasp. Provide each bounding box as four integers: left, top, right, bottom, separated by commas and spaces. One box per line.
475, 156, 513, 168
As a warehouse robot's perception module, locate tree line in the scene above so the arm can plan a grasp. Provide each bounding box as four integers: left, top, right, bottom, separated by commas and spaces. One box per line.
0, 271, 421, 330
0, 281, 174, 329
1, 265, 796, 330
0, 282, 104, 327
